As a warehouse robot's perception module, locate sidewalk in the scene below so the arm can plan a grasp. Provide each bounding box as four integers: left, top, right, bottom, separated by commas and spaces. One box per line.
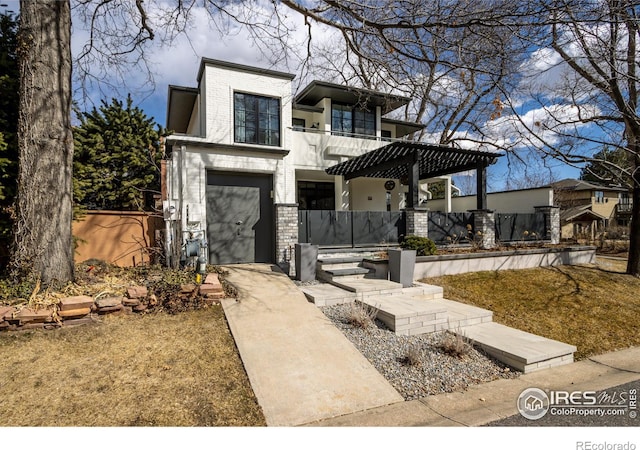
221, 263, 640, 427
307, 346, 640, 426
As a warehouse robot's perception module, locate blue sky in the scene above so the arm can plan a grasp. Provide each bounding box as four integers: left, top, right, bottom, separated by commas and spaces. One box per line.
2, 0, 583, 192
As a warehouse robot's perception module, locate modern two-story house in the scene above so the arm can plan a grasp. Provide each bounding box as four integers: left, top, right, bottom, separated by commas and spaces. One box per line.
162, 58, 500, 273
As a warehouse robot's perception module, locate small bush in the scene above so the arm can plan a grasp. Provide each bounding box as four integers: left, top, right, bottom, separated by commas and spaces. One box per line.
346, 302, 379, 329
399, 344, 423, 366
439, 330, 474, 358
400, 235, 437, 256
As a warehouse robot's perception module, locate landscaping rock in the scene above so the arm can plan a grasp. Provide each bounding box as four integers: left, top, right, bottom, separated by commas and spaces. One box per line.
0, 306, 16, 320
59, 295, 94, 311
127, 286, 148, 299
122, 298, 140, 307
204, 273, 221, 286
97, 304, 123, 314
63, 317, 95, 327
58, 307, 91, 319
148, 294, 158, 306
16, 307, 54, 323
133, 303, 148, 312
96, 296, 123, 309
199, 284, 223, 296
180, 284, 197, 293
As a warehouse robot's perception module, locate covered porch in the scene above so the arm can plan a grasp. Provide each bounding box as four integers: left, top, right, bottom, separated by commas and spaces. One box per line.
292, 142, 502, 250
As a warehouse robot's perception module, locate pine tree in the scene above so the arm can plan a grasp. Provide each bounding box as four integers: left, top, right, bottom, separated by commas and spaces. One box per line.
73, 95, 167, 211
580, 145, 632, 188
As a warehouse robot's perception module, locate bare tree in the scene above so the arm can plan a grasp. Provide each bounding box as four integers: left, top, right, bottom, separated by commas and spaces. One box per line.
11, 0, 74, 283
11, 0, 294, 283
280, 0, 640, 275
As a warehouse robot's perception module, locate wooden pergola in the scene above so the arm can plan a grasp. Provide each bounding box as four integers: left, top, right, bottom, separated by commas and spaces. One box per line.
326, 142, 502, 210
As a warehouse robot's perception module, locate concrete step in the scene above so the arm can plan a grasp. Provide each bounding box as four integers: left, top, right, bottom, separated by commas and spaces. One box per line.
359, 295, 493, 336
317, 267, 374, 283
327, 278, 404, 297
457, 322, 577, 374
360, 296, 449, 336
300, 283, 357, 307
317, 260, 364, 271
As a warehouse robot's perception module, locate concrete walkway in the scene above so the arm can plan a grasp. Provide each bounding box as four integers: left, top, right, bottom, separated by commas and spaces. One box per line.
221, 263, 640, 427
220, 264, 403, 426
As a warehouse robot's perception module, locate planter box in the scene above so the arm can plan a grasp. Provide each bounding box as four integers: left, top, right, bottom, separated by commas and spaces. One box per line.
388, 249, 416, 287
364, 246, 596, 280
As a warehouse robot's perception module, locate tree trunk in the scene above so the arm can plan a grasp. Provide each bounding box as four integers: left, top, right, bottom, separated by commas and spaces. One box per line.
628, 184, 640, 276
11, 0, 74, 283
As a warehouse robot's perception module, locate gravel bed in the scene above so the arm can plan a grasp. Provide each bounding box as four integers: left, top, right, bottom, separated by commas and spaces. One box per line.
320, 303, 519, 400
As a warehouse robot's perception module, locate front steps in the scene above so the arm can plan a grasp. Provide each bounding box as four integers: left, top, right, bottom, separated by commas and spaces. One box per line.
457, 322, 577, 373
299, 279, 576, 373
316, 248, 392, 285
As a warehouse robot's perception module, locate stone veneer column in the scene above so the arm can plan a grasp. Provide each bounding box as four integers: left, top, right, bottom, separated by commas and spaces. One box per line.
405, 208, 429, 238
535, 206, 560, 244
275, 204, 298, 276
470, 209, 496, 249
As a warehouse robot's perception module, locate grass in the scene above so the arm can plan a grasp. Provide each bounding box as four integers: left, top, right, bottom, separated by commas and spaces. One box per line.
0, 306, 265, 426
423, 259, 640, 360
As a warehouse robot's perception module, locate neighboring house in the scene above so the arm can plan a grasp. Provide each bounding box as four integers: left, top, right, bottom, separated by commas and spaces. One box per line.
551, 178, 632, 240
162, 58, 500, 271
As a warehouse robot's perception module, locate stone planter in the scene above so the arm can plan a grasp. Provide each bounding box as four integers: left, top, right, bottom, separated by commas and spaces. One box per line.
388, 248, 416, 288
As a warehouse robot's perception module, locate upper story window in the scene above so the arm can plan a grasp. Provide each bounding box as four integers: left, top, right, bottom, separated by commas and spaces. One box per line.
331, 103, 375, 137
234, 92, 280, 146
594, 190, 604, 203
619, 192, 631, 204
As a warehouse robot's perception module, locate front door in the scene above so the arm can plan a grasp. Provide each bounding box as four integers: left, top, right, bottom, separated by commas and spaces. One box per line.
206, 171, 274, 264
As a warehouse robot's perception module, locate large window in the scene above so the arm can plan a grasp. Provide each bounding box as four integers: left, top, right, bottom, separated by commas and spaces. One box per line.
234, 93, 280, 146
331, 103, 375, 137
594, 190, 604, 203
297, 181, 335, 210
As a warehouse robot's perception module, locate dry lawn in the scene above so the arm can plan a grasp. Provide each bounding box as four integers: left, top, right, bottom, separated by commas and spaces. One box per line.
0, 306, 265, 426
423, 259, 640, 360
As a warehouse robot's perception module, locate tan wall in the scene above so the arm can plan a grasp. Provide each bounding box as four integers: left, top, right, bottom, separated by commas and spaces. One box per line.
428, 187, 553, 213
73, 211, 163, 267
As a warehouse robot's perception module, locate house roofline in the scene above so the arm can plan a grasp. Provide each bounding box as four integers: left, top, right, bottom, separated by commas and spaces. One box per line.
196, 58, 296, 83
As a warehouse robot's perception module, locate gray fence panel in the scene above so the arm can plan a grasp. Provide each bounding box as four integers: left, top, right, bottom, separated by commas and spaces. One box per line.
428, 212, 474, 244
298, 210, 309, 243
352, 211, 405, 246
495, 213, 547, 242
300, 210, 353, 246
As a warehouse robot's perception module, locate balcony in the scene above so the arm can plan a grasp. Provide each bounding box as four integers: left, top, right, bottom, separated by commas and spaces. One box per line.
290, 126, 411, 169
616, 203, 633, 215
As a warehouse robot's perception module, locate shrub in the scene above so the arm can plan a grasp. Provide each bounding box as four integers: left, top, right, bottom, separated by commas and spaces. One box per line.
346, 301, 379, 329
400, 343, 423, 366
400, 235, 437, 256
439, 329, 474, 358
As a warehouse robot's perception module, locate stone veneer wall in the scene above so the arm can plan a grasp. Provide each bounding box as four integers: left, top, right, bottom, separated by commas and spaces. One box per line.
471, 210, 496, 249
535, 206, 561, 245
405, 209, 429, 238
275, 204, 299, 276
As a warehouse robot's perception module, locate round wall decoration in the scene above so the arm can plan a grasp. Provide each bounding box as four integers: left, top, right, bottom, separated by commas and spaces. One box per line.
384, 180, 396, 191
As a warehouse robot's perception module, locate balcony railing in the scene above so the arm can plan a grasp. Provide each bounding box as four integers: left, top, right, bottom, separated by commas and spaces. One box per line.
616, 203, 633, 214
289, 126, 411, 143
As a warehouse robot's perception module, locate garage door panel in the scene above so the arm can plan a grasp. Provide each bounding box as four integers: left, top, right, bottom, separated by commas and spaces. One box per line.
206, 172, 273, 264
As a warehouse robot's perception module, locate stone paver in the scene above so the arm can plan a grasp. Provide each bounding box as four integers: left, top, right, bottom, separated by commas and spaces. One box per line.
458, 322, 577, 373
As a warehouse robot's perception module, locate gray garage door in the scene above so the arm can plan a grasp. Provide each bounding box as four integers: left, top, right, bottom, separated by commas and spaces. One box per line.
206, 171, 274, 264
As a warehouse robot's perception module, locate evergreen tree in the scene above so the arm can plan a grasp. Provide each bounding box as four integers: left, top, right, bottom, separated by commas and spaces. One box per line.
0, 11, 18, 267
73, 95, 167, 211
580, 145, 632, 187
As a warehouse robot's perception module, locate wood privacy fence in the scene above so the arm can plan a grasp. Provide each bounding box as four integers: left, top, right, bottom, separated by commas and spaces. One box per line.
72, 211, 163, 267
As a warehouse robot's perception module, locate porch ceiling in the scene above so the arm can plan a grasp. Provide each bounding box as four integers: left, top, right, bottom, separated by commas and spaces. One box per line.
325, 141, 502, 181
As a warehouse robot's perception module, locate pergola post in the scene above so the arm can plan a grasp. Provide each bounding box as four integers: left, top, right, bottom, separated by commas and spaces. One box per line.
407, 150, 420, 209
476, 161, 488, 210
